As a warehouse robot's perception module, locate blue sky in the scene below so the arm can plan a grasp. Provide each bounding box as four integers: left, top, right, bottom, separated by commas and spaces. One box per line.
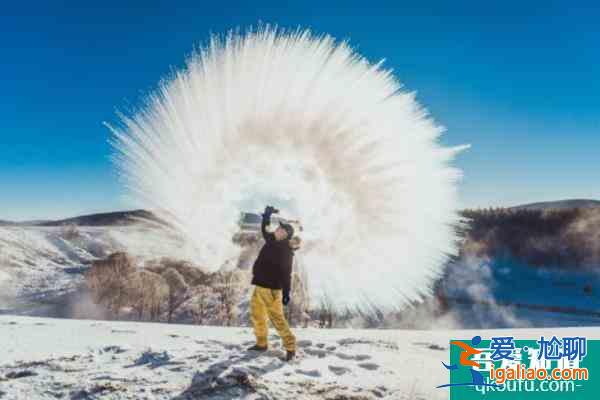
1, 1, 598, 220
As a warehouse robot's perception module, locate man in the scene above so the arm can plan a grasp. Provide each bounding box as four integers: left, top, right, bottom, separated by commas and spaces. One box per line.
248, 205, 297, 361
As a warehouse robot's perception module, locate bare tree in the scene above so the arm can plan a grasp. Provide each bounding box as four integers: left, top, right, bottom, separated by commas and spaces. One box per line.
85, 252, 136, 318
213, 269, 245, 326
285, 262, 311, 327
126, 270, 168, 321
162, 267, 190, 322
317, 294, 336, 329
146, 258, 213, 286
190, 285, 216, 325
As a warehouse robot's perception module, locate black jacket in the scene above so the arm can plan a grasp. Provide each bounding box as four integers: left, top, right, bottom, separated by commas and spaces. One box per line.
251, 213, 294, 298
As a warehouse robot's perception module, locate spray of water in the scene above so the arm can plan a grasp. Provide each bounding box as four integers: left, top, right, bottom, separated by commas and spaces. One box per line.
109, 27, 468, 312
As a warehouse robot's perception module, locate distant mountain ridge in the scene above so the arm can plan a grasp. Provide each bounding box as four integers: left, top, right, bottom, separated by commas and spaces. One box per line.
2, 198, 599, 226
510, 199, 600, 211
1, 210, 157, 227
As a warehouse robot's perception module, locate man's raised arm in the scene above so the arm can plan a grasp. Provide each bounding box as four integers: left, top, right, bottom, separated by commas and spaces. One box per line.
261, 206, 276, 242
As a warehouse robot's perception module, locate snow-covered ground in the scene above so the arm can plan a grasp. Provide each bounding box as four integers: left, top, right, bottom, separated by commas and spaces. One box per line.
0, 316, 599, 399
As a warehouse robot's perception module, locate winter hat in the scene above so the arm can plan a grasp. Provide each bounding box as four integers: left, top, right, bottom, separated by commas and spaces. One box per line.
279, 222, 294, 238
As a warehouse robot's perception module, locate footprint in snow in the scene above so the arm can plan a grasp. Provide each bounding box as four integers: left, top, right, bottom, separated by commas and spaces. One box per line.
337, 338, 371, 346
296, 340, 313, 348
412, 342, 447, 351
328, 365, 352, 376
335, 353, 371, 361
358, 362, 380, 371
111, 329, 136, 334
70, 383, 120, 400
304, 348, 328, 358
101, 345, 129, 354
338, 338, 399, 350
4, 370, 37, 380
247, 365, 265, 373
186, 353, 211, 362
295, 369, 321, 377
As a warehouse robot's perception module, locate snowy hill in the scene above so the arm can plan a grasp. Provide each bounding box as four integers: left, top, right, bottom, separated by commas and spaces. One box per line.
0, 226, 189, 316
1, 316, 598, 400
510, 199, 600, 210
1, 210, 155, 227
36, 210, 158, 227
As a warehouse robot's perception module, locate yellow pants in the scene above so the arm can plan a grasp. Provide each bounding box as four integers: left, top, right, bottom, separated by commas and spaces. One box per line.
250, 286, 296, 352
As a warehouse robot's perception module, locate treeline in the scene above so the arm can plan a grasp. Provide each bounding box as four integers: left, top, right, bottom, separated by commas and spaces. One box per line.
84, 252, 312, 327
85, 253, 241, 325
460, 207, 600, 268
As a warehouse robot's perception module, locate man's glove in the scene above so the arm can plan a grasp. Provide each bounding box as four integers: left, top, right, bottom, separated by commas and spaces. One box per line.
264, 205, 278, 217
282, 294, 290, 306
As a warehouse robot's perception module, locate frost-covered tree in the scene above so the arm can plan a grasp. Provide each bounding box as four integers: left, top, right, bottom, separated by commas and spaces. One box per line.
85, 252, 136, 318
213, 269, 245, 326
190, 285, 217, 325
126, 270, 168, 321
162, 267, 190, 322
286, 262, 311, 327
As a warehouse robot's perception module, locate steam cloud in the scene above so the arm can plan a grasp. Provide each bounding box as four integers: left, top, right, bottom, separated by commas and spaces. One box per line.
109, 27, 467, 311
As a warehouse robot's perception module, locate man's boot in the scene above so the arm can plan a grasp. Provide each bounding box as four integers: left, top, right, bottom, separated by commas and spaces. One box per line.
286, 350, 296, 361
247, 344, 268, 352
